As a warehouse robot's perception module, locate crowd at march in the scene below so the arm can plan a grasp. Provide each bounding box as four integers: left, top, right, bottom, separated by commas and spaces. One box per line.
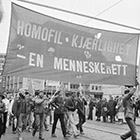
0, 86, 140, 140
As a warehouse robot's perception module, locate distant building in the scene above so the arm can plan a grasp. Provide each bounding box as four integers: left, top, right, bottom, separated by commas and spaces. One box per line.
0, 53, 5, 75
0, 53, 6, 91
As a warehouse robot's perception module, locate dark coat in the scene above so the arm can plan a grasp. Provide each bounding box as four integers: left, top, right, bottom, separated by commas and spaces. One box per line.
51, 95, 66, 114
101, 100, 109, 117
95, 100, 102, 117
34, 96, 44, 114
76, 98, 87, 116
12, 98, 23, 117
65, 97, 76, 112
123, 87, 136, 119
108, 99, 117, 116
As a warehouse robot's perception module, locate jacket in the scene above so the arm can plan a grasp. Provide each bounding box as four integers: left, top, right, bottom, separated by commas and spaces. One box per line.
51, 95, 65, 114
77, 97, 87, 116
65, 97, 76, 112
34, 96, 44, 114
12, 97, 27, 116
123, 87, 136, 119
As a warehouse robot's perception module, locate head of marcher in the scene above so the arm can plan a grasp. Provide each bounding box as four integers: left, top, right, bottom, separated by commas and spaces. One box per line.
19, 92, 25, 99
124, 85, 133, 95
2, 91, 7, 99
0, 94, 4, 101
77, 91, 83, 99
39, 91, 44, 98
25, 91, 30, 99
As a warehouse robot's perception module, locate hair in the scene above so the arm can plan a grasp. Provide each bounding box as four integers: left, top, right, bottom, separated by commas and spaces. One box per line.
124, 89, 130, 94
65, 91, 71, 97
77, 92, 80, 97
35, 90, 39, 96
125, 85, 133, 88
25, 91, 29, 95
19, 92, 25, 99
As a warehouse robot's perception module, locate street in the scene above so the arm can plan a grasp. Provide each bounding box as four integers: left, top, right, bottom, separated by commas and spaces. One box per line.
1, 117, 140, 140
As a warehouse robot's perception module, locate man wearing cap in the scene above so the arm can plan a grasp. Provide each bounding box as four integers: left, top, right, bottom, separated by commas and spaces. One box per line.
120, 85, 138, 140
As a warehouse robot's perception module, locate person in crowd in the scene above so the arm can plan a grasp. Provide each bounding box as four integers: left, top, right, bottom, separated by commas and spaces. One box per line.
95, 98, 102, 121
135, 97, 140, 117
65, 91, 79, 138
108, 95, 117, 123
120, 85, 138, 140
116, 95, 124, 125
32, 91, 46, 140
0, 94, 5, 139
13, 90, 27, 140
2, 92, 10, 134
63, 92, 71, 135
43, 92, 52, 131
76, 91, 87, 135
12, 92, 22, 134
6, 92, 14, 128
47, 92, 53, 125
50, 90, 70, 139
101, 97, 109, 122
87, 97, 95, 120
131, 96, 137, 123
25, 91, 34, 132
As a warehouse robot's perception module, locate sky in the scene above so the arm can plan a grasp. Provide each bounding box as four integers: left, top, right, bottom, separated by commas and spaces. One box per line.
0, 0, 140, 55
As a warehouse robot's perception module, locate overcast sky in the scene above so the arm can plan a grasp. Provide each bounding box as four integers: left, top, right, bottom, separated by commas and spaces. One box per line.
0, 0, 140, 54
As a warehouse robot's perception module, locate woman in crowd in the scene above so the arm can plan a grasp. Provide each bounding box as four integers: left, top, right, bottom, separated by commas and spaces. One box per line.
116, 95, 124, 124
95, 98, 102, 121
101, 97, 109, 122
108, 95, 117, 123
87, 97, 95, 120
0, 94, 5, 139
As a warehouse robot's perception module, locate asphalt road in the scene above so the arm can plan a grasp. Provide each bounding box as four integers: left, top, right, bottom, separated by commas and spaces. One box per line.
1, 117, 140, 140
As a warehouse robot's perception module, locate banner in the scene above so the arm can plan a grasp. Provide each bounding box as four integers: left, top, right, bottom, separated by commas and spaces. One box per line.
3, 3, 139, 85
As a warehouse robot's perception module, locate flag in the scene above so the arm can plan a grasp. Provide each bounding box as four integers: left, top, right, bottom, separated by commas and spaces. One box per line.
3, 3, 139, 86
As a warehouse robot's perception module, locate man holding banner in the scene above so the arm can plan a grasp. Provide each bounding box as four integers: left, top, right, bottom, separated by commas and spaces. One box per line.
50, 89, 70, 139
120, 81, 139, 140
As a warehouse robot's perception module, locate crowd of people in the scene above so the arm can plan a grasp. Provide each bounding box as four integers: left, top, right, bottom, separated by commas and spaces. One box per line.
0, 86, 140, 140
91, 93, 140, 124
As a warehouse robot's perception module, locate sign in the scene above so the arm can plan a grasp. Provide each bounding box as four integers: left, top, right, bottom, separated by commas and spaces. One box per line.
89, 84, 102, 92
3, 3, 139, 85
22, 77, 44, 91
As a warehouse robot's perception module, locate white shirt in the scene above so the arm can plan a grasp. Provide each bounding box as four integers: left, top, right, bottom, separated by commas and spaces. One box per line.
2, 98, 10, 112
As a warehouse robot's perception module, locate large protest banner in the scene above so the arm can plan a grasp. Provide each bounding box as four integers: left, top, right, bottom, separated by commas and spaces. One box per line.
2, 3, 139, 85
